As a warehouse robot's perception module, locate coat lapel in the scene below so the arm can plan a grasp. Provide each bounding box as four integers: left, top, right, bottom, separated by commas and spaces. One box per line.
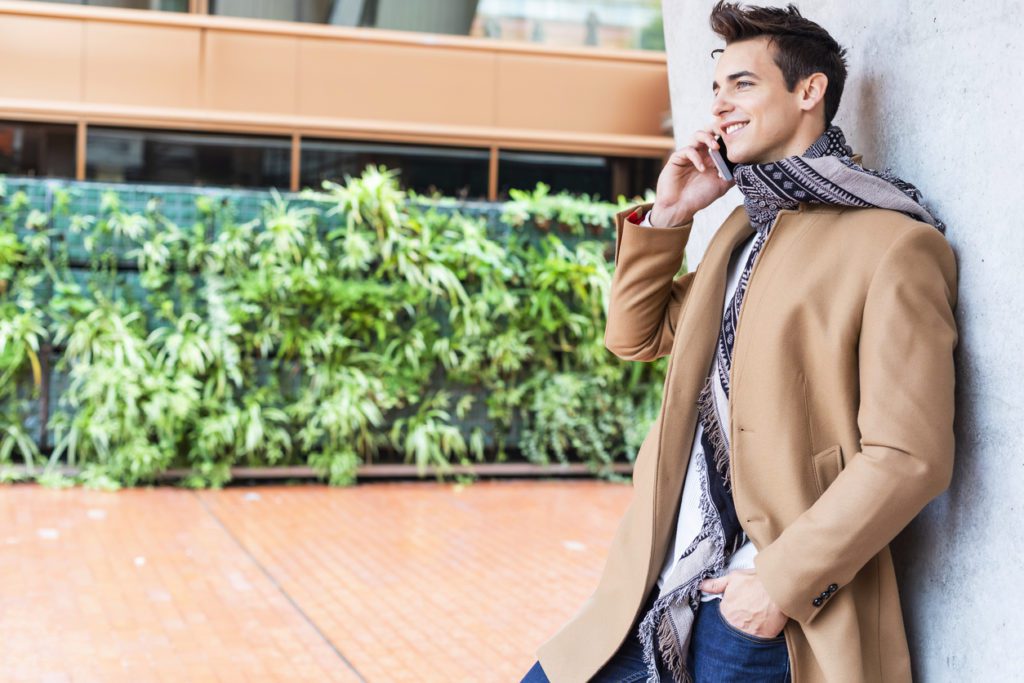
645, 205, 756, 584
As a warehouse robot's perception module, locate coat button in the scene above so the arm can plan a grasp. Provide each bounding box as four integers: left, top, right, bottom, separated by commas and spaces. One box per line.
828, 584, 838, 592
812, 597, 823, 607
820, 591, 829, 599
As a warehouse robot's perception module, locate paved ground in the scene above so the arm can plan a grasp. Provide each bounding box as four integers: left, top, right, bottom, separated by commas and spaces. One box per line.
0, 480, 633, 682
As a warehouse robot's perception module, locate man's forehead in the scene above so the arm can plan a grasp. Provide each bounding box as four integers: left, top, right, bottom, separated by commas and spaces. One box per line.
712, 39, 774, 84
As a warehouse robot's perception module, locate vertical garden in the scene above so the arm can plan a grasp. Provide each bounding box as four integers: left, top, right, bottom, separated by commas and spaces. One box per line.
0, 168, 676, 489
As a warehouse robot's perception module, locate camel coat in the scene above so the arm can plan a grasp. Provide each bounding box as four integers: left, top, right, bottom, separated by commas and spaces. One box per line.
536, 197, 959, 682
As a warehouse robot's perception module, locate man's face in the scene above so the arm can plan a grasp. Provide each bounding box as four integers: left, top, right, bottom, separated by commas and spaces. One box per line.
711, 36, 809, 164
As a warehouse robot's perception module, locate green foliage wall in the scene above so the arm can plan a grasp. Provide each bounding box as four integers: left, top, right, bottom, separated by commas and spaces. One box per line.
0, 168, 677, 489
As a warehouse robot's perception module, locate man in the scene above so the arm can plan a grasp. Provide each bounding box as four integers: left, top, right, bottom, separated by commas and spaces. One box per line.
521, 2, 957, 682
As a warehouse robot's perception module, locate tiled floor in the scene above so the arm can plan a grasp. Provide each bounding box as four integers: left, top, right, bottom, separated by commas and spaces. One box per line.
0, 480, 632, 682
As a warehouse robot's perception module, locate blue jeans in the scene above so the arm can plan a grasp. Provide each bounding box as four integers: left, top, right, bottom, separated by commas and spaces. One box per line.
521, 595, 790, 682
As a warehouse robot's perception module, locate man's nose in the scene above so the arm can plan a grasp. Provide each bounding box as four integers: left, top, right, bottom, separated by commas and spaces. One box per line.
711, 90, 732, 120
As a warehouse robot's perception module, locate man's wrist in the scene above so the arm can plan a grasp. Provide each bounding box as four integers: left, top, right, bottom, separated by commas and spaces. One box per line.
649, 205, 694, 228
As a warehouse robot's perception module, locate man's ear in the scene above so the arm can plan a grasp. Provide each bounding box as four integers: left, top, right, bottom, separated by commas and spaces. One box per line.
798, 72, 829, 114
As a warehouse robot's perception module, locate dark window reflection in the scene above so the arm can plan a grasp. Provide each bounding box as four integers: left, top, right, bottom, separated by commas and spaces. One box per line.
86, 128, 291, 189
207, 1, 663, 52
211, 0, 363, 24
210, 0, 478, 33
301, 139, 489, 199
27, 0, 187, 11
498, 149, 659, 202
0, 120, 76, 179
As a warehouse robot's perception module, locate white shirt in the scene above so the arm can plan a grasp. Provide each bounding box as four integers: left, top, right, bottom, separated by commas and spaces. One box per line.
640, 210, 758, 600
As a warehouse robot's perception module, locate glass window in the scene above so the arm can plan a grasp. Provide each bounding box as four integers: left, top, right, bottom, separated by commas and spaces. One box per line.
211, 0, 480, 33
0, 120, 77, 179
86, 127, 292, 189
301, 139, 490, 199
25, 0, 188, 11
498, 149, 659, 202
210, 0, 342, 23
208, 0, 664, 52
472, 0, 664, 51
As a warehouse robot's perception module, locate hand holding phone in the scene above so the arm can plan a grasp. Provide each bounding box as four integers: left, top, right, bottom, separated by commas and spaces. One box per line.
648, 128, 735, 227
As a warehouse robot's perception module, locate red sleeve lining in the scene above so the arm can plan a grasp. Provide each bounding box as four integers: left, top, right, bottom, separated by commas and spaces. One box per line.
627, 207, 646, 224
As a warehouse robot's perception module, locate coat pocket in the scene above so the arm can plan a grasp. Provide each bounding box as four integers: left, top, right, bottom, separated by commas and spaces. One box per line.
810, 444, 844, 496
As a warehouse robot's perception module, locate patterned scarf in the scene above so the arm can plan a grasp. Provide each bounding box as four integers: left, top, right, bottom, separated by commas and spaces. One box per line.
637, 124, 945, 683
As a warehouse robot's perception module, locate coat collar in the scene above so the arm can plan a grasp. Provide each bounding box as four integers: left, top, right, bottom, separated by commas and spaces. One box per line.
715, 163, 864, 254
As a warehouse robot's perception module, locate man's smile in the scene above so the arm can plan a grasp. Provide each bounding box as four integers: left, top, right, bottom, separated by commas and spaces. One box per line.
723, 121, 750, 137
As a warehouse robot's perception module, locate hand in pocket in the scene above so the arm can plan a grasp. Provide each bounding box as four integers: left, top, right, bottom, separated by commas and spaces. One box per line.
701, 569, 789, 639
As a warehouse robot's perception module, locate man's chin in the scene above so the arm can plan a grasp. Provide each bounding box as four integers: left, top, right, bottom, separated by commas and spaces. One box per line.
728, 142, 787, 166
725, 147, 755, 165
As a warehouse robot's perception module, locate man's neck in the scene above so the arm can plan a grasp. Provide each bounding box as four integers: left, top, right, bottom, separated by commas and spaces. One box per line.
757, 122, 827, 163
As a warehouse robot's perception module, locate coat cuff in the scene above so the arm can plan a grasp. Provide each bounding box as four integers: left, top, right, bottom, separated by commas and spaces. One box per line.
754, 538, 832, 625
613, 203, 693, 266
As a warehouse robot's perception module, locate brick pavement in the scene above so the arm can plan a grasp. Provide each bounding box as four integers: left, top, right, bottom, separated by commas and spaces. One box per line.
0, 480, 632, 682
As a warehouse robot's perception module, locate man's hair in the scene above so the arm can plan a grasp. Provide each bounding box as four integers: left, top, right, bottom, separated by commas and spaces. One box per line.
708, 2, 849, 126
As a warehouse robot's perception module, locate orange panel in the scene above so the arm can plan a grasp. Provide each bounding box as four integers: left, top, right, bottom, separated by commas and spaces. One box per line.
496, 53, 670, 137
297, 38, 495, 127
0, 14, 82, 102
84, 22, 199, 108
0, 5, 672, 154
203, 31, 298, 115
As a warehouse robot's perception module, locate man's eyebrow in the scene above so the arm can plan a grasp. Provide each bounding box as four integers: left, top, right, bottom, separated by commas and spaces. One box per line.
712, 71, 759, 92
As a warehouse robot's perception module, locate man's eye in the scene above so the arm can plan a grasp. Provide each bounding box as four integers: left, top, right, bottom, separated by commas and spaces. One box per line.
737, 81, 753, 88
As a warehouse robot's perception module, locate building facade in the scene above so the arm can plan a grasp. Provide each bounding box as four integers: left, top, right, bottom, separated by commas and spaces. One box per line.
0, 0, 672, 201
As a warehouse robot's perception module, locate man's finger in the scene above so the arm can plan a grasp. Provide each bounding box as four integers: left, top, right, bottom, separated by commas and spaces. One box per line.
700, 575, 729, 593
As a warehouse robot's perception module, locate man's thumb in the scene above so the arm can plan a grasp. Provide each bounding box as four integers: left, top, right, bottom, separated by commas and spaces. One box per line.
700, 575, 728, 593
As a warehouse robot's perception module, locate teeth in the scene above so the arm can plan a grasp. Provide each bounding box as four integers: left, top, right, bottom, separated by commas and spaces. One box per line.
726, 122, 748, 135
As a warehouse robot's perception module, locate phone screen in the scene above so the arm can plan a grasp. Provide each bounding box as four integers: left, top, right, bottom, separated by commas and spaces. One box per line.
709, 134, 737, 181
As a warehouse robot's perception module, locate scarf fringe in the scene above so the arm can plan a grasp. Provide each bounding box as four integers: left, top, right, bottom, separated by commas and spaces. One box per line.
640, 451, 728, 682
639, 576, 701, 683
657, 603, 693, 683
696, 375, 732, 491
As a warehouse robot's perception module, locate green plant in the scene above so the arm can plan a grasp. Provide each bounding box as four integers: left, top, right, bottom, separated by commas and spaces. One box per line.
388, 389, 483, 478
0, 169, 672, 488
500, 181, 656, 237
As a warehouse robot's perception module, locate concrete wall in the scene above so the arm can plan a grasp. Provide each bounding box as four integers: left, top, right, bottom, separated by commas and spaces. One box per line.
660, 1, 1023, 679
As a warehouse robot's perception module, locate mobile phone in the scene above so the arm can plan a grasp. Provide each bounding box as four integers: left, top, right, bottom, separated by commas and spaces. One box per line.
708, 134, 736, 181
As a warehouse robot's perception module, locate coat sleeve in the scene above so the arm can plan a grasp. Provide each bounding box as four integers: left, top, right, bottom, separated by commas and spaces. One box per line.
603, 202, 697, 362
753, 223, 959, 625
